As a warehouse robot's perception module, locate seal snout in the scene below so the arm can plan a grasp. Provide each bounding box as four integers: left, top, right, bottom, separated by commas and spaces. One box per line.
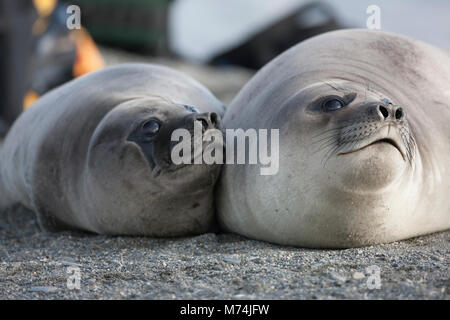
332, 100, 414, 162
191, 112, 221, 131
316, 98, 414, 163
165, 111, 222, 169
375, 102, 405, 121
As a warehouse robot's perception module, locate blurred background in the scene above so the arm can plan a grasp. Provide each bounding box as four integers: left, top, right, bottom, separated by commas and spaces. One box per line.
0, 0, 449, 137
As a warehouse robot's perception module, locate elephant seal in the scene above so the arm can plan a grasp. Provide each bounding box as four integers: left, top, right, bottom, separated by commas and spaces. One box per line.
217, 29, 450, 248
0, 63, 225, 236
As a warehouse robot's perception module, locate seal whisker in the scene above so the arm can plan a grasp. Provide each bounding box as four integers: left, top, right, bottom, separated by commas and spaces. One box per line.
312, 125, 352, 138
313, 133, 341, 146
403, 132, 415, 165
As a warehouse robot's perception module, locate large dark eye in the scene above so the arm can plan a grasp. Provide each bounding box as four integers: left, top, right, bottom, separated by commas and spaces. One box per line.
142, 119, 161, 137
322, 98, 345, 112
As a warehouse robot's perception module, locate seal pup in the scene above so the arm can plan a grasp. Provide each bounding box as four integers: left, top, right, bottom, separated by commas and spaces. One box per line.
217, 29, 450, 248
0, 63, 225, 236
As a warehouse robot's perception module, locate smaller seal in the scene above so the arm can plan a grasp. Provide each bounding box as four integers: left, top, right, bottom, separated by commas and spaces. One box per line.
0, 63, 225, 237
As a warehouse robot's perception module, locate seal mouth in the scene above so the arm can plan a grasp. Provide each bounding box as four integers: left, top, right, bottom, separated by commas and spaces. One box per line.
338, 138, 405, 160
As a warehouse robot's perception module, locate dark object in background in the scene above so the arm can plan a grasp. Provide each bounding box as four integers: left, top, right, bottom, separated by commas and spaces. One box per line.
27, 3, 77, 101
0, 0, 37, 129
72, 0, 172, 54
211, 2, 345, 70
0, 0, 104, 136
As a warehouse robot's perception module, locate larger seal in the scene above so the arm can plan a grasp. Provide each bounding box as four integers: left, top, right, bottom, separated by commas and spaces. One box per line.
0, 63, 224, 236
217, 29, 450, 248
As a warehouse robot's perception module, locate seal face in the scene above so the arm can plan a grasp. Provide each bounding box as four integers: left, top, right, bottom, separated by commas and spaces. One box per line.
216, 29, 450, 248
0, 63, 225, 236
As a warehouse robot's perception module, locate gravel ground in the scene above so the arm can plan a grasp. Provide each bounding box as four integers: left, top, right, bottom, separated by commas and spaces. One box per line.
0, 208, 448, 300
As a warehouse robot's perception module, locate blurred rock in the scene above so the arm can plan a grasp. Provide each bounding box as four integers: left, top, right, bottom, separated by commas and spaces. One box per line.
99, 46, 254, 105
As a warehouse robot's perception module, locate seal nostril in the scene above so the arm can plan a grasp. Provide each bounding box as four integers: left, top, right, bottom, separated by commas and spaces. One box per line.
210, 112, 218, 126
193, 113, 211, 130
200, 119, 208, 130
379, 105, 389, 119
395, 108, 403, 120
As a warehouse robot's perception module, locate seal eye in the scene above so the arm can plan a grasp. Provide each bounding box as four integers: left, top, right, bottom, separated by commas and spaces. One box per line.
142, 119, 161, 137
322, 98, 345, 112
